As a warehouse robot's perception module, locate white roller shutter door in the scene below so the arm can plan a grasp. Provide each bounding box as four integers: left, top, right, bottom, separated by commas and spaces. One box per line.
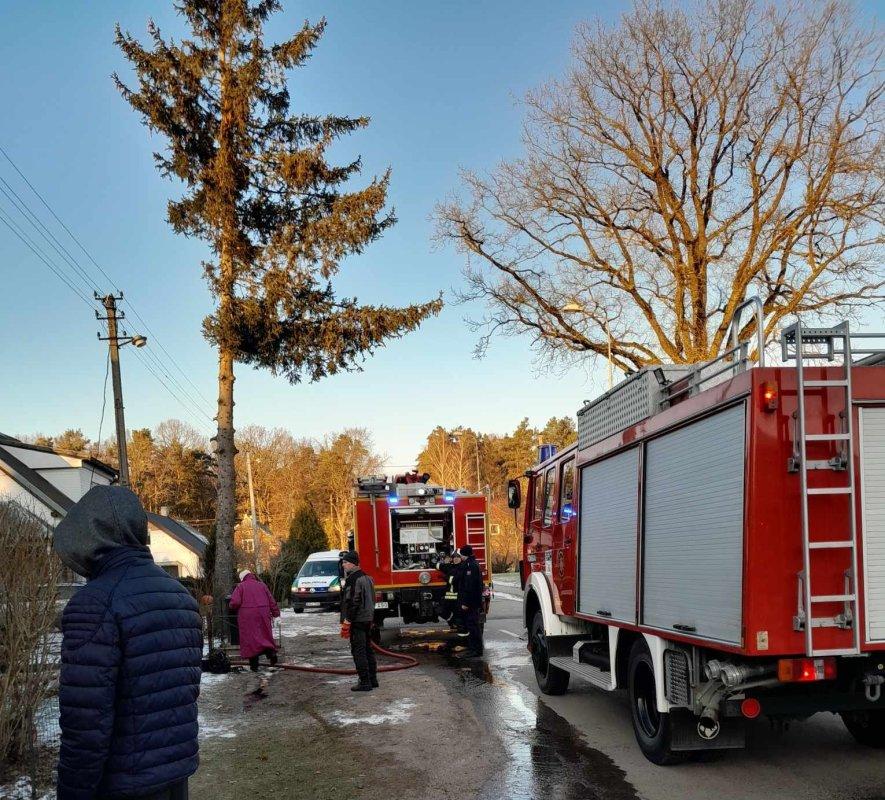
861, 408, 885, 642
578, 447, 640, 623
642, 403, 746, 644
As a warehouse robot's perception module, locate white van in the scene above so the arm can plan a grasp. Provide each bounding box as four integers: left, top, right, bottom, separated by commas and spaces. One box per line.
290, 550, 343, 613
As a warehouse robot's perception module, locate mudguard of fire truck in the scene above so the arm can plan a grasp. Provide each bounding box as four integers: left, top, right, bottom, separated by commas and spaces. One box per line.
523, 571, 593, 637
524, 570, 673, 711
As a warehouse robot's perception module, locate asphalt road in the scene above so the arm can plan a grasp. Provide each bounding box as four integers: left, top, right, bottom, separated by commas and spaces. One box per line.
484, 584, 885, 800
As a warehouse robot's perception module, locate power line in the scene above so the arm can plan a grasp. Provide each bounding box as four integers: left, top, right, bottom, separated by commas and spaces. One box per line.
0, 144, 214, 409
0, 175, 100, 292
91, 350, 111, 489
0, 144, 215, 421
130, 347, 215, 434
0, 206, 96, 308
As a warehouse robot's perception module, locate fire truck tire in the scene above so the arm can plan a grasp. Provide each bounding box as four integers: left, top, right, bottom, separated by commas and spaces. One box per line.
530, 612, 569, 695
841, 710, 885, 748
628, 639, 683, 765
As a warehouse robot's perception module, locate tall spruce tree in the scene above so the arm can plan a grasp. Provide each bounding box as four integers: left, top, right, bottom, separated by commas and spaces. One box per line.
115, 2, 442, 606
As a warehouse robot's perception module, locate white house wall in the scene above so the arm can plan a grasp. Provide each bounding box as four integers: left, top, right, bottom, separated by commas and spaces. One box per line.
0, 474, 57, 524
148, 526, 203, 579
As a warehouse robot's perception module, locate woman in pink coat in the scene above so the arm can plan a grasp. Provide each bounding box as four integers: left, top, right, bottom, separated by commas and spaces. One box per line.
229, 570, 281, 670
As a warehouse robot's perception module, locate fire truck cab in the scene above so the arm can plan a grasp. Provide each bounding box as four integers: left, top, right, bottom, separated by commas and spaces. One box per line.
515, 302, 885, 764
352, 474, 491, 632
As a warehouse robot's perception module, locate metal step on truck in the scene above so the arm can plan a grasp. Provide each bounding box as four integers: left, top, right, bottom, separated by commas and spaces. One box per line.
509, 299, 885, 764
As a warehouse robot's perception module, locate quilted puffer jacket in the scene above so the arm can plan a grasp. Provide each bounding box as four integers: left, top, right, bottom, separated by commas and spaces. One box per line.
54, 485, 202, 800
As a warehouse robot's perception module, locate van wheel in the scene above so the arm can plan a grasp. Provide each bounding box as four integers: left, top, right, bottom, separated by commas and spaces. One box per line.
530, 612, 569, 695
841, 710, 885, 747
628, 638, 683, 765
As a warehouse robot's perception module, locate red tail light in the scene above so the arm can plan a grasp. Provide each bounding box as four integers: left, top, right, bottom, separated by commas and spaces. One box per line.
760, 381, 779, 412
374, 592, 383, 602
741, 697, 762, 719
778, 657, 837, 683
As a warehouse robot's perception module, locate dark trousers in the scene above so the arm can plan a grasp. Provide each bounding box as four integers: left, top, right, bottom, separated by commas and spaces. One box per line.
248, 648, 278, 671
350, 621, 377, 683
464, 607, 483, 653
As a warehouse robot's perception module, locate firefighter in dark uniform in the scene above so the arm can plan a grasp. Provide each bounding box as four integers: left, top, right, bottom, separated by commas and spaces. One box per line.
456, 545, 484, 658
437, 550, 464, 630
340, 550, 378, 692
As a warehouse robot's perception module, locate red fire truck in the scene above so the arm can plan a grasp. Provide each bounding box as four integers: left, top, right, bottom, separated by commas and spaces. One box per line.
511, 301, 885, 763
352, 475, 491, 632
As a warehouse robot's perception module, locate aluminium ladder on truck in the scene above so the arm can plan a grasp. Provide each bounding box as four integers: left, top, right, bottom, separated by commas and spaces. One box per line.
782, 321, 860, 657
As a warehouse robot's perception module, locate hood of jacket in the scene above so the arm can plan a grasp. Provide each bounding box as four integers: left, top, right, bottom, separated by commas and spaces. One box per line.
53, 485, 150, 579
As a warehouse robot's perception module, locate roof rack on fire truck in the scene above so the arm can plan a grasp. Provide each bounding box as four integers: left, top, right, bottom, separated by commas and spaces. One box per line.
577, 296, 767, 451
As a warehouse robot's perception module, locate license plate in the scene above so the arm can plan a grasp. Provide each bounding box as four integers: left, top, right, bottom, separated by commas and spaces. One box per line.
306, 602, 321, 607
374, 601, 389, 609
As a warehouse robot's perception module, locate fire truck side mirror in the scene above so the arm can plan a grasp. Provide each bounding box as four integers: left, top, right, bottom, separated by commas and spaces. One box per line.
507, 479, 522, 509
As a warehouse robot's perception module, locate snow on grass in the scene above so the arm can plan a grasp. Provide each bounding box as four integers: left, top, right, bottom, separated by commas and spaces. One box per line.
199, 716, 239, 739
0, 776, 56, 800
200, 671, 231, 687
327, 699, 416, 727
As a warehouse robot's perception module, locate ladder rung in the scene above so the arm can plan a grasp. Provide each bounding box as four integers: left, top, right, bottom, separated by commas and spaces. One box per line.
807, 487, 852, 495
811, 594, 855, 603
805, 433, 850, 441
811, 648, 859, 657
804, 379, 848, 388
809, 540, 855, 549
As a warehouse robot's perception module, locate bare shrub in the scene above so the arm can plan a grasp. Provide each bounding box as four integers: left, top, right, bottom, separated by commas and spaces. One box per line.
0, 501, 60, 777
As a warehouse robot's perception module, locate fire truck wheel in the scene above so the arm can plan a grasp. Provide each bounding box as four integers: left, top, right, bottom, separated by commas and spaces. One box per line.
841, 710, 885, 747
530, 612, 569, 695
628, 639, 683, 765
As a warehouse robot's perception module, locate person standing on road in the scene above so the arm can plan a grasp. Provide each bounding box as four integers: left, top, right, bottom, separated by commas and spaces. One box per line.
340, 551, 378, 692
457, 545, 484, 658
229, 569, 281, 671
53, 485, 202, 800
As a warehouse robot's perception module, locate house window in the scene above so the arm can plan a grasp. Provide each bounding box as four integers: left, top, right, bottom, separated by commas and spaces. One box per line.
161, 564, 180, 578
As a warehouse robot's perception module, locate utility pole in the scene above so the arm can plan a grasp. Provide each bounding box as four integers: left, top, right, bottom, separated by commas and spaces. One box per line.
96, 293, 146, 487
246, 451, 260, 571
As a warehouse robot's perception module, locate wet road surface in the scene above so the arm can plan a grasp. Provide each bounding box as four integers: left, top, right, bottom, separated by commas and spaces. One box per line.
384, 588, 885, 800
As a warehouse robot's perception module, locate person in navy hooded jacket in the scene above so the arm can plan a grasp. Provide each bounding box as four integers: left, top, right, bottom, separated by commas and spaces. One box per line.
53, 485, 202, 800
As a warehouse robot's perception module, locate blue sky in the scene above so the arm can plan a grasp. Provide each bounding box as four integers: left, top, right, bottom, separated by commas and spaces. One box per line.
0, 1, 879, 469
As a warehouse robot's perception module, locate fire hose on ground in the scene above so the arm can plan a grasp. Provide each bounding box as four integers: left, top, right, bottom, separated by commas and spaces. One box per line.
230, 638, 419, 675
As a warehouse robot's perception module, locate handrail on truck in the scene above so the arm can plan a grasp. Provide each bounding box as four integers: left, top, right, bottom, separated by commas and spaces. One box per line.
662, 295, 766, 407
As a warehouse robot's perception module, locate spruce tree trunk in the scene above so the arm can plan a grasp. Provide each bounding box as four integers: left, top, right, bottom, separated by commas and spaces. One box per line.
213, 344, 236, 616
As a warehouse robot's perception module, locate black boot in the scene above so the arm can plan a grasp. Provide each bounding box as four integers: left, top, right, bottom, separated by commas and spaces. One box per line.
351, 681, 373, 692
370, 674, 379, 688
268, 650, 278, 667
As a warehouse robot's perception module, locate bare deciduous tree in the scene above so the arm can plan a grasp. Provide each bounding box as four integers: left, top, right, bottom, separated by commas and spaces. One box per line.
0, 502, 59, 777
438, 0, 884, 371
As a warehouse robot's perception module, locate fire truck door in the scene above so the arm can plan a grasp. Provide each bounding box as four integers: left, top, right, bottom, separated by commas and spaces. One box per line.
532, 466, 557, 572
555, 456, 577, 612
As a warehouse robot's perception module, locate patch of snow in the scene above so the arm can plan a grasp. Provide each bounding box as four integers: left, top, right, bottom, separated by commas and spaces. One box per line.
0, 776, 54, 800
199, 716, 238, 739
492, 590, 522, 603
35, 696, 60, 745
200, 671, 230, 687
327, 699, 415, 727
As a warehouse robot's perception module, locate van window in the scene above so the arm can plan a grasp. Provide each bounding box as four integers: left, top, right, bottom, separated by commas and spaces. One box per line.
542, 468, 556, 526
297, 560, 339, 578
559, 457, 575, 521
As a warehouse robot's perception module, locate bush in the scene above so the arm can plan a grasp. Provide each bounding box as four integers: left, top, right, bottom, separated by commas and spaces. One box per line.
0, 501, 59, 771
